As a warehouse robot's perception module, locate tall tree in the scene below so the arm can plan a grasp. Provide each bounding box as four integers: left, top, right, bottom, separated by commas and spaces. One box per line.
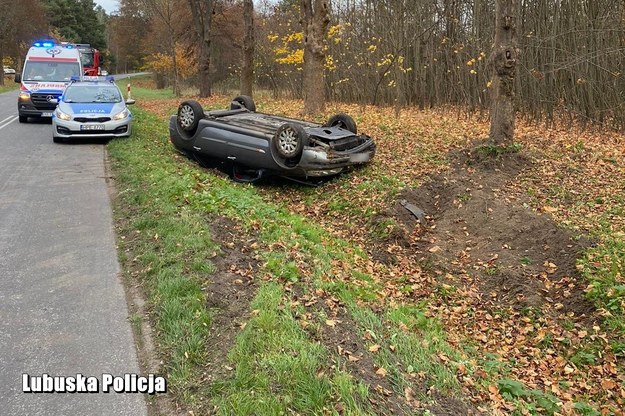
109, 0, 150, 73
300, 0, 330, 115
489, 0, 519, 145
187, 0, 214, 97
42, 0, 107, 48
0, 0, 47, 85
0, 0, 19, 86
140, 0, 185, 96
240, 0, 254, 97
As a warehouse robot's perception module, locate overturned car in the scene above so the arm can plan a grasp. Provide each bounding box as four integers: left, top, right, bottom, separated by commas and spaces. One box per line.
169, 96, 375, 183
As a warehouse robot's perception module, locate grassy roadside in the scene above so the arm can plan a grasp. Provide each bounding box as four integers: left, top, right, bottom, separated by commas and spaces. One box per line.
108, 104, 472, 414
0, 78, 19, 93
108, 108, 370, 413
109, 81, 624, 415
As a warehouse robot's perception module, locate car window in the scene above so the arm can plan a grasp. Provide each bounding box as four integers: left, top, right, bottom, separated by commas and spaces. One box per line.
23, 61, 80, 82
64, 85, 123, 103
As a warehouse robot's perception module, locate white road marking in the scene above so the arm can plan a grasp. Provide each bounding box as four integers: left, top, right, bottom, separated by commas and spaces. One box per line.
0, 116, 18, 130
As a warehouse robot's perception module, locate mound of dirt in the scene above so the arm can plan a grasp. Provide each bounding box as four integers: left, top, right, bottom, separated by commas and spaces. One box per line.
382, 145, 596, 319
202, 216, 259, 385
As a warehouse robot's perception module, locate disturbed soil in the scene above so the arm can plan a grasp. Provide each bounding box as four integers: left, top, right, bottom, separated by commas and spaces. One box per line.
380, 145, 597, 321
202, 216, 259, 385
204, 216, 480, 415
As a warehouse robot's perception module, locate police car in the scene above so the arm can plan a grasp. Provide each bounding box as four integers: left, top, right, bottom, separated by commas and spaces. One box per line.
51, 76, 135, 143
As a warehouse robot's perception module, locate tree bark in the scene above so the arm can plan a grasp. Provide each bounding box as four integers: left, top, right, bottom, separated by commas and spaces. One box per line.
489, 0, 519, 145
188, 0, 214, 98
0, 0, 19, 87
301, 0, 330, 115
240, 0, 254, 97
170, 34, 180, 97
0, 45, 5, 87
139, 0, 181, 96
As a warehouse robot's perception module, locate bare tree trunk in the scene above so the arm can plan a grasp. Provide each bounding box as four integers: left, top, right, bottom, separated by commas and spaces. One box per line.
0, 0, 18, 87
188, 0, 214, 98
489, 0, 519, 145
0, 45, 5, 87
240, 0, 254, 97
139, 0, 182, 96
301, 0, 330, 115
170, 34, 180, 96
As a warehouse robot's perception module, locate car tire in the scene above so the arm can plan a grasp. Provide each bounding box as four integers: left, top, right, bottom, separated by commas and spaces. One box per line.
53, 136, 63, 143
177, 100, 204, 134
273, 123, 308, 159
230, 95, 256, 112
18, 115, 27, 123
324, 113, 357, 134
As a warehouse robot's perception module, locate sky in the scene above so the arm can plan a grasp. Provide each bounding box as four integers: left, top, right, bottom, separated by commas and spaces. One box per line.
94, 0, 118, 14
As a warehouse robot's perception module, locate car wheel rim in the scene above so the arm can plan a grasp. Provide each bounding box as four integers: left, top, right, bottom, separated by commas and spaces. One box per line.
179, 105, 194, 128
278, 128, 298, 156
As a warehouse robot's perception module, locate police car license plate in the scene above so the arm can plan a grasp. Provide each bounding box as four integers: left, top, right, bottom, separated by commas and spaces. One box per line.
41, 112, 53, 117
80, 124, 105, 131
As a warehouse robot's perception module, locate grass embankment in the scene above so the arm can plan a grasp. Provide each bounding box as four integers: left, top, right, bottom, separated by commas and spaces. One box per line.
0, 77, 19, 93
109, 80, 624, 415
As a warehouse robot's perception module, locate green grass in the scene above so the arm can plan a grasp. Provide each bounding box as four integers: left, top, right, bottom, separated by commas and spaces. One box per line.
107, 108, 375, 412
212, 283, 371, 415
109, 93, 623, 415
108, 110, 215, 401
108, 106, 475, 413
115, 76, 176, 100
580, 235, 625, 338
0, 79, 19, 93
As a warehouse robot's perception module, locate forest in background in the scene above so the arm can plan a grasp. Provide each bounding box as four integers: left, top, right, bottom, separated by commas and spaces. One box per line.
109, 0, 625, 130
1, 0, 624, 129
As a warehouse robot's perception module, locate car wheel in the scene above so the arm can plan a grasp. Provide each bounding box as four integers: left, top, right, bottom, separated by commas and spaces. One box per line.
53, 136, 63, 143
230, 95, 256, 112
177, 100, 204, 134
18, 115, 27, 123
273, 123, 308, 159
325, 113, 357, 134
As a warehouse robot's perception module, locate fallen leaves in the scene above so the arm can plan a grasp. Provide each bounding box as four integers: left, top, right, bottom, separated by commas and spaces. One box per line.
138, 93, 625, 415
368, 344, 381, 353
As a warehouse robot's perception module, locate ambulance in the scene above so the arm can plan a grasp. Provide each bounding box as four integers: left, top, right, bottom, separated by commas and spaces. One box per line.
16, 41, 83, 123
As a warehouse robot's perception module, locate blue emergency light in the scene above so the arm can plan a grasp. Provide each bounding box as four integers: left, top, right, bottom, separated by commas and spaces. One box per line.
33, 40, 55, 48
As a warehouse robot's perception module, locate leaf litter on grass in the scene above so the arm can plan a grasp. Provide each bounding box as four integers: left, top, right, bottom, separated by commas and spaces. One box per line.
138, 89, 625, 415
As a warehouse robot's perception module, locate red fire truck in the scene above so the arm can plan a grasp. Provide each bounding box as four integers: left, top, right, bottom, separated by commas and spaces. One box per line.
74, 44, 102, 76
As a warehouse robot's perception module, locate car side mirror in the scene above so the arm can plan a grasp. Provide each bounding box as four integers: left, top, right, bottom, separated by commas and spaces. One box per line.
15, 74, 21, 83
49, 98, 58, 105
126, 99, 136, 105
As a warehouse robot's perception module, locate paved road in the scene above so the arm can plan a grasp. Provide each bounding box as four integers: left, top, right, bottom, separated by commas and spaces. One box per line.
0, 90, 147, 415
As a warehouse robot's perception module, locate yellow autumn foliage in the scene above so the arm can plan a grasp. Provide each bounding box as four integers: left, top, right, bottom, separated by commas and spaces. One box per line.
142, 46, 196, 79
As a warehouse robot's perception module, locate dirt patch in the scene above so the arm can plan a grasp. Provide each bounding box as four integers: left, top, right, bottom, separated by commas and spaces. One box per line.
381, 145, 596, 319
201, 216, 259, 386
292, 288, 482, 416
292, 288, 412, 415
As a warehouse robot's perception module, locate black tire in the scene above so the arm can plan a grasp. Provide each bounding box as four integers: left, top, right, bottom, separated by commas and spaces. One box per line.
324, 113, 357, 134
230, 95, 256, 112
272, 123, 308, 159
177, 100, 204, 134
18, 115, 27, 123
53, 136, 63, 143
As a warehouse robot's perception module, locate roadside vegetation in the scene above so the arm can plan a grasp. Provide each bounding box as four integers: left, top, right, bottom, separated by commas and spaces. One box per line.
0, 77, 18, 93
108, 80, 624, 415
